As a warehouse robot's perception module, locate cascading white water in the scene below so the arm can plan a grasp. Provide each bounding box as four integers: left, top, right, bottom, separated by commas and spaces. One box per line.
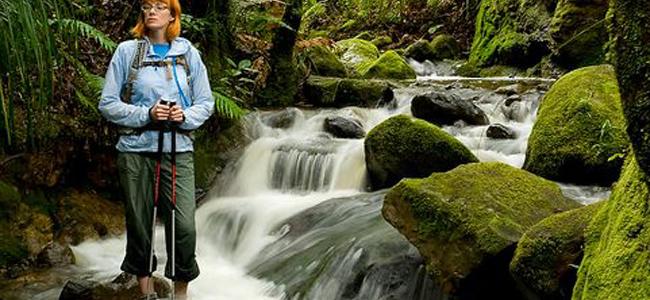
30, 63, 608, 300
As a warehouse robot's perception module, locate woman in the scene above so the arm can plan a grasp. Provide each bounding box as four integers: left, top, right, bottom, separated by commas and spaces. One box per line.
98, 0, 214, 299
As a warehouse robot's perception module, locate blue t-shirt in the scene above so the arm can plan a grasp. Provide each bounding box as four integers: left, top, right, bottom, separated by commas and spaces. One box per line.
152, 43, 170, 58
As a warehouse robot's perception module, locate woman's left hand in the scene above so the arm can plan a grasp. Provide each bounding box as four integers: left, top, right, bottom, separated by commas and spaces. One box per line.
170, 105, 185, 123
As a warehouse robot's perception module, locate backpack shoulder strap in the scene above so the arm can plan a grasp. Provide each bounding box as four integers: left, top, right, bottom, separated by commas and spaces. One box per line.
175, 54, 191, 87
121, 39, 149, 104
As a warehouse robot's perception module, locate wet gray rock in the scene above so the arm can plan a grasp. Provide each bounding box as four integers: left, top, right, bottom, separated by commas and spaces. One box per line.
36, 242, 75, 268
59, 273, 170, 300
261, 108, 301, 129
411, 91, 490, 126
324, 116, 365, 139
487, 123, 517, 139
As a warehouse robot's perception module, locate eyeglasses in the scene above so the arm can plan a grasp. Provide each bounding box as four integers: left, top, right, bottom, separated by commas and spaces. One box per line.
141, 3, 169, 13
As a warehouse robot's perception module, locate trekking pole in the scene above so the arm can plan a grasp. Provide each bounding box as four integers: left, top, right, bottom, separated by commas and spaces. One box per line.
149, 104, 165, 296
170, 102, 178, 300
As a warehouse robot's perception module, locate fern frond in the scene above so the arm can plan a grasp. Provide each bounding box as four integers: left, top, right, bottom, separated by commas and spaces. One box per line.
212, 90, 247, 120
52, 18, 117, 51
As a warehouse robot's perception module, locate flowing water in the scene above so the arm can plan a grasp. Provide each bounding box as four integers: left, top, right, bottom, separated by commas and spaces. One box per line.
17, 61, 610, 300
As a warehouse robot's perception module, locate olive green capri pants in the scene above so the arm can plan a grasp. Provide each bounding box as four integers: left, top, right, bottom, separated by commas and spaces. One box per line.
117, 152, 200, 282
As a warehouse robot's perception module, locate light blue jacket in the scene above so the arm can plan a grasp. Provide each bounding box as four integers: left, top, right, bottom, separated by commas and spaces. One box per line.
99, 36, 214, 153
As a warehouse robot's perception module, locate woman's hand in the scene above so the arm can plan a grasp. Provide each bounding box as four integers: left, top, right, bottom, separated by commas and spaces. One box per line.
150, 100, 171, 121
170, 105, 185, 123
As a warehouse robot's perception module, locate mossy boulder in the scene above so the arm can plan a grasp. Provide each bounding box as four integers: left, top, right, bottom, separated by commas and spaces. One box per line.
303, 45, 348, 77
56, 190, 124, 245
360, 50, 416, 80
511, 201, 605, 300
383, 162, 580, 297
430, 34, 461, 60
404, 40, 437, 62
303, 76, 395, 108
523, 65, 629, 185
572, 156, 650, 299
549, 0, 608, 68
469, 0, 552, 67
364, 115, 478, 189
334, 39, 380, 76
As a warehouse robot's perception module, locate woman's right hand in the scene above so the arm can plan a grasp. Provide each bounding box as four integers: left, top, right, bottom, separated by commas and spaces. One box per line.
149, 100, 171, 121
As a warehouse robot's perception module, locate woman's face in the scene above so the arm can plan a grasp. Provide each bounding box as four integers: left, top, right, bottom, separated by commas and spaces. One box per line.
142, 1, 174, 32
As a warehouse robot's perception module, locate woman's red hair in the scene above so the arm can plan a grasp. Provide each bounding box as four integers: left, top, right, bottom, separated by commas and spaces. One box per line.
131, 0, 182, 42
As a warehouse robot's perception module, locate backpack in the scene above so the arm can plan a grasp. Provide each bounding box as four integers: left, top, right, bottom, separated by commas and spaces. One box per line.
119, 39, 193, 136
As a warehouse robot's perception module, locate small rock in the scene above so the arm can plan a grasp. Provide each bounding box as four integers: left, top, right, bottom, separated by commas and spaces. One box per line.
505, 94, 522, 106
36, 242, 75, 268
324, 116, 365, 139
487, 123, 517, 139
60, 273, 171, 300
495, 84, 521, 95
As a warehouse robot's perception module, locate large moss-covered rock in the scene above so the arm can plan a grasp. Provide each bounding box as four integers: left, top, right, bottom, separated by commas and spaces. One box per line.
303, 76, 395, 107
383, 162, 579, 297
360, 50, 416, 80
334, 38, 380, 76
550, 0, 608, 68
511, 201, 605, 300
469, 0, 552, 67
572, 156, 650, 299
364, 115, 478, 189
523, 65, 629, 185
430, 34, 461, 60
303, 45, 348, 77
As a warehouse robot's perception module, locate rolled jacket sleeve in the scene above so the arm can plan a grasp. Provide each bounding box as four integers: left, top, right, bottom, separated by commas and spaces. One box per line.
98, 42, 152, 128
179, 46, 215, 131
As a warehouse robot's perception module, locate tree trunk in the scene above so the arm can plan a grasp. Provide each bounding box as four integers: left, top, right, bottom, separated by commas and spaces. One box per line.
612, 0, 650, 176
257, 0, 303, 107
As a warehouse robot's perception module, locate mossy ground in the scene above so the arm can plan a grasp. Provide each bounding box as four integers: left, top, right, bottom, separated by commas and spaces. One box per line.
572, 156, 650, 299
383, 162, 579, 289
523, 64, 628, 185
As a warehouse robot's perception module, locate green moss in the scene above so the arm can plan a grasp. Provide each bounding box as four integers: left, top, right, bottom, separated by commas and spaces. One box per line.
0, 226, 27, 267
303, 76, 395, 107
549, 0, 608, 68
365, 115, 478, 189
572, 156, 650, 299
353, 31, 373, 41
404, 40, 437, 62
0, 180, 20, 220
303, 45, 348, 77
383, 161, 579, 289
511, 201, 605, 298
469, 0, 551, 67
360, 51, 416, 80
430, 34, 461, 60
334, 39, 380, 77
523, 65, 629, 185
371, 35, 393, 48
